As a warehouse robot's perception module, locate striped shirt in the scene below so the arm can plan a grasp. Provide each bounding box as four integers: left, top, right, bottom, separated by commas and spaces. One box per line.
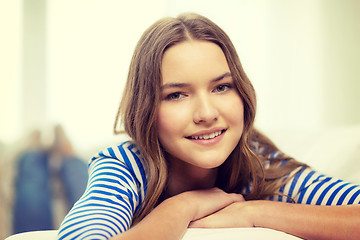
57, 141, 360, 240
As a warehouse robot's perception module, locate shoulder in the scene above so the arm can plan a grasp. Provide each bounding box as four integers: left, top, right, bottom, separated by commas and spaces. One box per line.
249, 138, 290, 168
90, 141, 144, 172
89, 141, 148, 193
91, 141, 141, 162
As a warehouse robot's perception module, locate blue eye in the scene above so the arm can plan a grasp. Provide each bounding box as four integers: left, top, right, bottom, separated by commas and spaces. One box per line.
165, 92, 185, 100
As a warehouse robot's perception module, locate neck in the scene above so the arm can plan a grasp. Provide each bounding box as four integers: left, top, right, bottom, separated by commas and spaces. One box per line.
164, 156, 218, 198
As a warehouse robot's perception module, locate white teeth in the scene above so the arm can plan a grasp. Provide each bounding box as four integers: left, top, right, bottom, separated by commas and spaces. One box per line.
191, 130, 222, 140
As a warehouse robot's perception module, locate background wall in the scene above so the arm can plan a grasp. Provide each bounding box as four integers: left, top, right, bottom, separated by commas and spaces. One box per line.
1, 0, 360, 158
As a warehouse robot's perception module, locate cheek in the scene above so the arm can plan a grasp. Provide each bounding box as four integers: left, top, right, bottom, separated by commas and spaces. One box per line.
223, 95, 245, 125
157, 105, 185, 140
234, 100, 245, 124
157, 110, 171, 140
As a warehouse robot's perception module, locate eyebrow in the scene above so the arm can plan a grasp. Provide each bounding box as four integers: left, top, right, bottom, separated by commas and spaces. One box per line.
161, 72, 232, 89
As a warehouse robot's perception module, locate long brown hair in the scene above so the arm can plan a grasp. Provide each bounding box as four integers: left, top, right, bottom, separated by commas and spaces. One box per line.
114, 13, 306, 224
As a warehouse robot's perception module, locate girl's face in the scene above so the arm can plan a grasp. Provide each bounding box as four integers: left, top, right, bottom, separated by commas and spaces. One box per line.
157, 40, 244, 170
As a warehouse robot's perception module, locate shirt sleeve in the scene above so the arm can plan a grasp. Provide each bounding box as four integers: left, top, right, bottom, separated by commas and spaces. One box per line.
269, 167, 360, 205
57, 143, 146, 240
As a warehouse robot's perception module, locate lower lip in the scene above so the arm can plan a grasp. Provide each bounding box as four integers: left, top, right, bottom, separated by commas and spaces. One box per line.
187, 131, 225, 146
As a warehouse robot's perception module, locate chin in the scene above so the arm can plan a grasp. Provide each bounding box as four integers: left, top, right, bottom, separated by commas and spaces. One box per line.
192, 155, 228, 169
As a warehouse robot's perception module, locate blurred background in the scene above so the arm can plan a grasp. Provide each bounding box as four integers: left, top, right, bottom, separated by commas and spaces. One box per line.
1, 0, 359, 238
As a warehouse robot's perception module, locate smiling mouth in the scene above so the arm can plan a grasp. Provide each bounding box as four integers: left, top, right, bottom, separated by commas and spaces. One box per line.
186, 129, 226, 140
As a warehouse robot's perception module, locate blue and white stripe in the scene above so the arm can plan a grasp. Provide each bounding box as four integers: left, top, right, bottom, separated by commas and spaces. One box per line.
58, 142, 360, 239
57, 141, 147, 240
268, 166, 360, 205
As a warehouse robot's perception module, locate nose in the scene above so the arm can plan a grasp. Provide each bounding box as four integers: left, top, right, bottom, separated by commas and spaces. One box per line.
193, 94, 219, 124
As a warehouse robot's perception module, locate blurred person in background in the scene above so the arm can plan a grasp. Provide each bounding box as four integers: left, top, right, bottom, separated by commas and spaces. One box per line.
12, 125, 88, 234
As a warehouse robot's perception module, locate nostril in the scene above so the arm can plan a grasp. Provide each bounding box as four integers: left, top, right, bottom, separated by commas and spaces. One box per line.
193, 107, 219, 124
193, 110, 219, 124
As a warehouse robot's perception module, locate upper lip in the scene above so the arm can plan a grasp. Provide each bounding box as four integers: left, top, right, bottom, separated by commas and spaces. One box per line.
186, 127, 226, 138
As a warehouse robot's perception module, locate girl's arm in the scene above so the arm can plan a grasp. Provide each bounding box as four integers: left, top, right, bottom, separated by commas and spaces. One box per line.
190, 167, 360, 239
111, 188, 245, 240
190, 199, 360, 240
253, 201, 360, 240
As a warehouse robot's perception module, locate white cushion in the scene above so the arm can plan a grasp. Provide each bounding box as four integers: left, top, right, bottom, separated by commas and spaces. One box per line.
5, 228, 301, 240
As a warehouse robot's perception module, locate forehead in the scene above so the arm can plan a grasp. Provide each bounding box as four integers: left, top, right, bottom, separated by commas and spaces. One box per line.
161, 40, 230, 84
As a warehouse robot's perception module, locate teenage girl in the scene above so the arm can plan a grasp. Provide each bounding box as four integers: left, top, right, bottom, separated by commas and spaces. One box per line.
57, 13, 360, 240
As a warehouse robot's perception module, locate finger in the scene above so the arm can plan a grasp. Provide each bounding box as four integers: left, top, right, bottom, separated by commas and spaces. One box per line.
229, 193, 245, 202
189, 212, 227, 228
188, 220, 200, 228
188, 218, 209, 228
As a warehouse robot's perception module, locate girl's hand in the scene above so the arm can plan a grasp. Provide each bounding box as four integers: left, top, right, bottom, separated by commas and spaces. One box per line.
173, 188, 245, 223
112, 188, 244, 240
188, 201, 255, 228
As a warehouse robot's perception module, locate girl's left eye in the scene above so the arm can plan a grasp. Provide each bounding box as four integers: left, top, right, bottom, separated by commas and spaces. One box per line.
213, 84, 231, 93
165, 92, 186, 101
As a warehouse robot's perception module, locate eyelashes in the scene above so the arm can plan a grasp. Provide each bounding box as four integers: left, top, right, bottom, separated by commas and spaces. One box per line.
212, 84, 233, 93
165, 92, 187, 101
163, 83, 234, 101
